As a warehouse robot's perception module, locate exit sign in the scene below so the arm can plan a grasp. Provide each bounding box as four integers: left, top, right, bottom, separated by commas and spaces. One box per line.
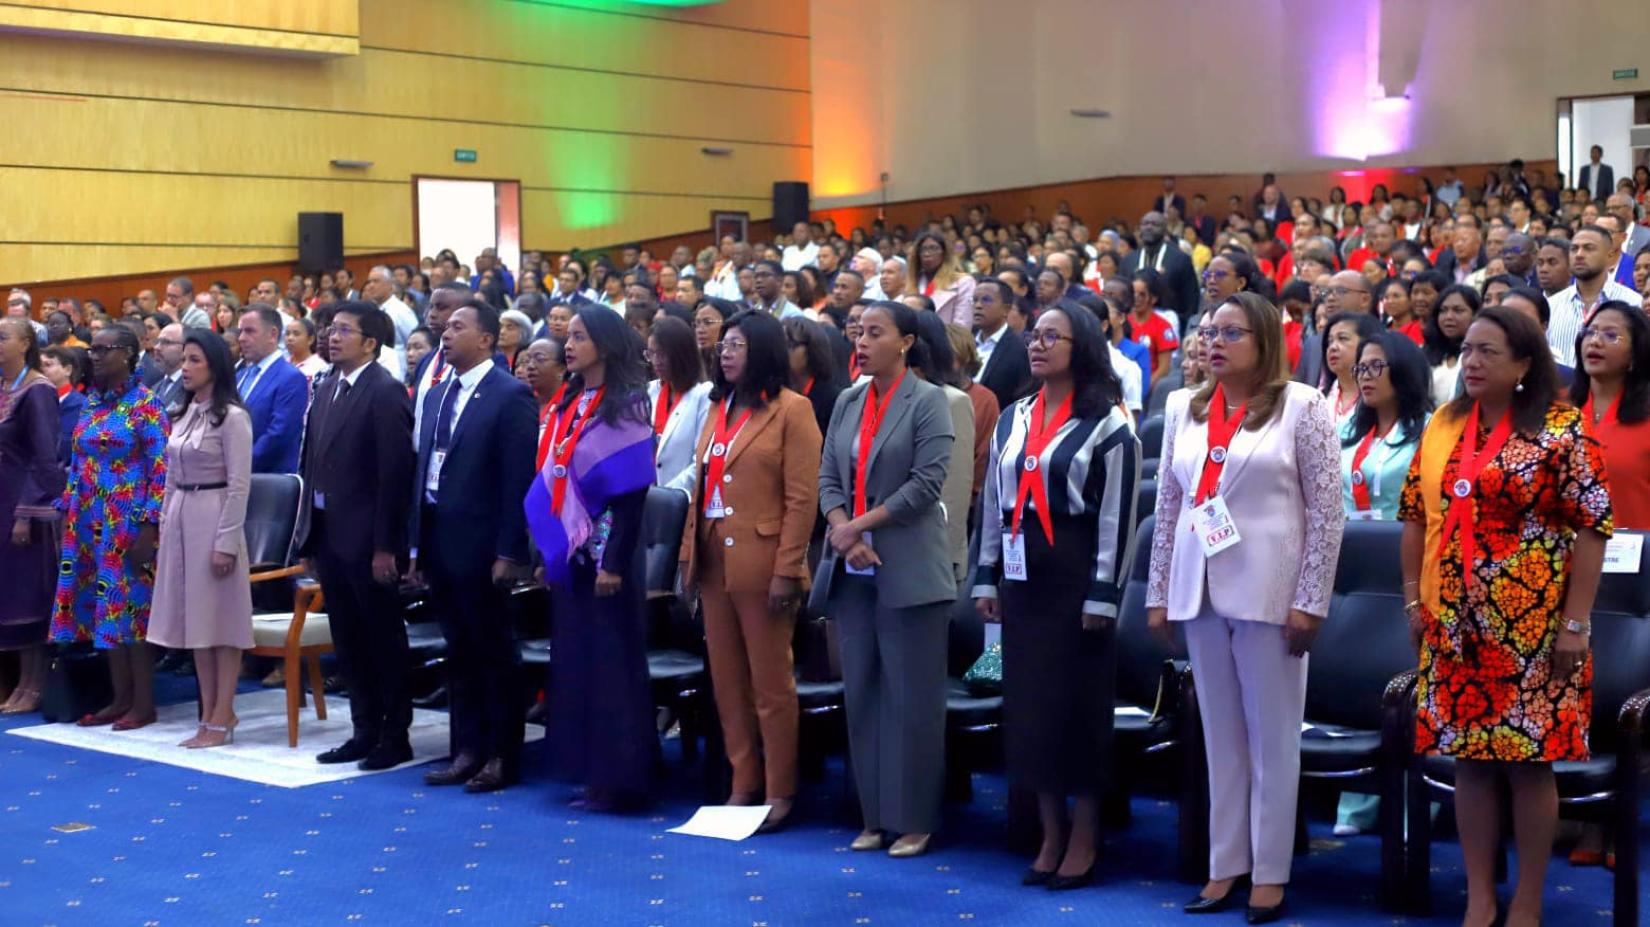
454, 148, 478, 163
1614, 68, 1638, 80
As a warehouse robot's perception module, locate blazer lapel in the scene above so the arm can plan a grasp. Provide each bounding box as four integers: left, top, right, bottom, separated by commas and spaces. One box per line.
726, 400, 779, 469
863, 374, 918, 478
316, 370, 365, 458
445, 370, 490, 456
1217, 407, 1281, 494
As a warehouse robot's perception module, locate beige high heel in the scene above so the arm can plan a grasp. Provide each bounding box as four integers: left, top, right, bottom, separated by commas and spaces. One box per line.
190, 717, 237, 749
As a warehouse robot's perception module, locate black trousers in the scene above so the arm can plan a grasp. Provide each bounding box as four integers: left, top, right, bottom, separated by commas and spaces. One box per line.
312, 511, 412, 746
423, 509, 523, 768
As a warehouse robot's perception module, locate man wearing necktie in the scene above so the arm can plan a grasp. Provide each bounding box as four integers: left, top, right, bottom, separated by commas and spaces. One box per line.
298, 302, 417, 770
234, 305, 308, 474
409, 300, 537, 793
149, 322, 188, 418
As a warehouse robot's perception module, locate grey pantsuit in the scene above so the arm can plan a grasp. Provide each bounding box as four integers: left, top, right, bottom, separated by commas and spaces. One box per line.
833, 575, 950, 835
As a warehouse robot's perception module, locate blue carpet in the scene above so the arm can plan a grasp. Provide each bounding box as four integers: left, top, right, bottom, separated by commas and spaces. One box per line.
0, 679, 1634, 926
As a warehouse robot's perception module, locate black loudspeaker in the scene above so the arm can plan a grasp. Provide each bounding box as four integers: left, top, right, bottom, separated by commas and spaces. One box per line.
298, 212, 344, 272
772, 181, 810, 230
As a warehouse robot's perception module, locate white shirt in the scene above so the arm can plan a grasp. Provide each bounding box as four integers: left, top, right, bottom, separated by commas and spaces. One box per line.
974, 325, 1006, 381
1589, 161, 1612, 200
1548, 278, 1643, 366
706, 262, 743, 301
433, 358, 493, 448
380, 294, 418, 367
1108, 343, 1143, 414
781, 241, 820, 272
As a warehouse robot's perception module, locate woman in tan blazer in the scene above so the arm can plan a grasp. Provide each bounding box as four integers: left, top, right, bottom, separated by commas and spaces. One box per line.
679, 310, 822, 833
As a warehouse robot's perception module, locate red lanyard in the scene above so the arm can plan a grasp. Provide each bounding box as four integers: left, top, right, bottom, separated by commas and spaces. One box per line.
703, 398, 753, 516
1193, 384, 1246, 505
535, 383, 567, 471
1348, 421, 1393, 511
429, 348, 448, 386
653, 383, 678, 436
1582, 391, 1619, 429
922, 277, 937, 298
1435, 403, 1514, 588
1011, 389, 1073, 544
548, 386, 602, 515
853, 371, 905, 517
802, 377, 814, 397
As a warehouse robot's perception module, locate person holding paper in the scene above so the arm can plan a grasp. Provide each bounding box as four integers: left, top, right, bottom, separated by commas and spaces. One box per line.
677, 310, 822, 834
1571, 301, 1650, 530
973, 300, 1141, 890
1398, 307, 1611, 927
814, 300, 956, 859
1145, 292, 1345, 923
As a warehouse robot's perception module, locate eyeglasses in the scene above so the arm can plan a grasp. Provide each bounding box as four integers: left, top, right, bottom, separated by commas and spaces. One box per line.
1197, 325, 1253, 344
719, 339, 749, 354
1580, 326, 1626, 345
330, 325, 360, 338
1323, 285, 1368, 300
1352, 360, 1389, 380
693, 317, 719, 329
1201, 269, 1230, 282
1030, 330, 1073, 349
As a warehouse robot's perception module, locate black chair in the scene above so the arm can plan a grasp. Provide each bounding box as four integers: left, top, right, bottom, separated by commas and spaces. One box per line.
241, 474, 332, 747
1112, 515, 1187, 832
1137, 414, 1165, 460
1134, 480, 1158, 533
638, 486, 711, 761
1398, 531, 1650, 925
945, 550, 1003, 803
1146, 368, 1183, 419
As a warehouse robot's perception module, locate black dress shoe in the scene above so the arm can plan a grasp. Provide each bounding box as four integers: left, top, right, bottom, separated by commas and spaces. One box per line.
1046, 864, 1095, 891
423, 753, 481, 786
357, 740, 413, 771
464, 758, 516, 793
316, 739, 372, 765
1185, 875, 1249, 914
1245, 898, 1285, 925
1021, 867, 1055, 887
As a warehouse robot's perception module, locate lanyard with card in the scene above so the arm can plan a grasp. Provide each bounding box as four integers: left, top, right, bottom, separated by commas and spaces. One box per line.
1004, 389, 1073, 581
1190, 384, 1245, 555
549, 387, 604, 515
1348, 421, 1394, 514
703, 398, 752, 519
1193, 496, 1242, 556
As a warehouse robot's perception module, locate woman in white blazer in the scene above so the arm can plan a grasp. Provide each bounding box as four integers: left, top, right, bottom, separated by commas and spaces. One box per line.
906, 231, 978, 329
648, 316, 713, 488
1144, 292, 1345, 924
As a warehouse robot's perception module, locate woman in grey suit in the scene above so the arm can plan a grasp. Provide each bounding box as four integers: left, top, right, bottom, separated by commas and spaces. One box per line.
814, 300, 957, 858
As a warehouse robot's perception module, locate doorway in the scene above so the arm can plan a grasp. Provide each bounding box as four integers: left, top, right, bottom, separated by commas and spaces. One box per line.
414, 177, 521, 275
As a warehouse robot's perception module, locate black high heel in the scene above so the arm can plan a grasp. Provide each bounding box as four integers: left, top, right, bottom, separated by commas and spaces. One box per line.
1046, 862, 1096, 891
1020, 867, 1055, 887
1184, 874, 1250, 914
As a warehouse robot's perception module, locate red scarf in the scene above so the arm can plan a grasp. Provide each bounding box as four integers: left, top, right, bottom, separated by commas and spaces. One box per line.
1348, 421, 1394, 511
653, 383, 679, 436
547, 387, 603, 515
534, 383, 567, 471
1435, 403, 1514, 591
703, 397, 753, 516
1193, 384, 1245, 505
1010, 388, 1074, 545
853, 371, 905, 517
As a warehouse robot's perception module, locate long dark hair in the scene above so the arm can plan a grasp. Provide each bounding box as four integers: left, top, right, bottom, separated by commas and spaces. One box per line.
1446, 306, 1560, 435
648, 315, 701, 395
710, 310, 789, 408
781, 316, 838, 390
183, 329, 244, 427
1569, 301, 1650, 426
1318, 311, 1384, 393
561, 306, 649, 425
1039, 300, 1123, 419
862, 300, 932, 372
1343, 332, 1433, 446
912, 310, 968, 390
1421, 283, 1481, 365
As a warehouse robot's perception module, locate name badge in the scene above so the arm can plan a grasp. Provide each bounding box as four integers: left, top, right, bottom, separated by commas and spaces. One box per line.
426, 449, 446, 494
1603, 533, 1644, 574
1348, 509, 1380, 521
844, 530, 876, 576
1001, 532, 1028, 581
1193, 496, 1242, 557
312, 491, 327, 511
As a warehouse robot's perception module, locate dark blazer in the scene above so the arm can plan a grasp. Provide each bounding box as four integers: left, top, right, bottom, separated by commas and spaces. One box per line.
1433, 246, 1487, 282
1578, 163, 1614, 200
137, 352, 164, 387
804, 377, 845, 439
241, 356, 308, 474
1153, 193, 1187, 216
1121, 243, 1201, 318
55, 389, 85, 465
975, 327, 1032, 410
296, 362, 415, 563
1292, 330, 1324, 388
411, 364, 537, 575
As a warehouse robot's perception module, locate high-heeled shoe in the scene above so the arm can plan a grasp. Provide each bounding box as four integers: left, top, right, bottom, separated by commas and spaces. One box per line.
189, 720, 236, 749
1, 689, 40, 715
887, 834, 932, 858
1046, 862, 1096, 891
178, 725, 209, 748
849, 830, 886, 852
1185, 875, 1249, 914
1020, 867, 1056, 887
756, 798, 793, 834
112, 712, 158, 732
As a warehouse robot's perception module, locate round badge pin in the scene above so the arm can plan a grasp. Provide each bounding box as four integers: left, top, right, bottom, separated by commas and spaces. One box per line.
1350, 471, 1365, 486
551, 464, 568, 479
1023, 456, 1038, 472
711, 442, 727, 457
1452, 478, 1471, 498
1209, 446, 1227, 463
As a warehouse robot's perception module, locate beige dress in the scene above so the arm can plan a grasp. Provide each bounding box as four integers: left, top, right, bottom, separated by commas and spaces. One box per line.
147, 400, 253, 649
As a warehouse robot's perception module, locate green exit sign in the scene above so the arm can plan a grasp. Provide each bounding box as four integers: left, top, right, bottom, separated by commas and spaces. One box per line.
454, 148, 478, 163
1614, 68, 1638, 80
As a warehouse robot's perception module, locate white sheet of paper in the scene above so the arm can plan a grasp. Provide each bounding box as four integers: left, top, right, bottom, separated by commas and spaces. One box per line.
1602, 533, 1643, 574
667, 805, 773, 841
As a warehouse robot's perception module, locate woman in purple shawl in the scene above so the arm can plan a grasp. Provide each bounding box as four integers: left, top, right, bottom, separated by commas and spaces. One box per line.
526, 306, 659, 810
0, 318, 66, 713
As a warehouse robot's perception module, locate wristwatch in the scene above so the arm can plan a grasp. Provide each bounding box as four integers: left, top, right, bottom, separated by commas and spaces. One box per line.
1562, 618, 1590, 635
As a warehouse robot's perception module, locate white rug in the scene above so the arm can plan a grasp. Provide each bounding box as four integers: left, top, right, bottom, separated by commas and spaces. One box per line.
5, 688, 542, 788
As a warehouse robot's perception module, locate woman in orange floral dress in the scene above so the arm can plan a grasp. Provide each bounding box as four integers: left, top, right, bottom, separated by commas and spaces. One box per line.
1398, 307, 1611, 927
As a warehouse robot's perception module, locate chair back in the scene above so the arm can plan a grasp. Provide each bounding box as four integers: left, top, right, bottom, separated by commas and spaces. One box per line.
1305, 519, 1414, 730
1116, 515, 1179, 706
640, 485, 689, 595
1135, 480, 1158, 533
948, 532, 986, 677
245, 473, 302, 569
1137, 414, 1165, 461
1146, 368, 1183, 418
1586, 530, 1650, 754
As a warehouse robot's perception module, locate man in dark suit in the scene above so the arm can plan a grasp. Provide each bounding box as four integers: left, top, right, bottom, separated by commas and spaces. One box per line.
411, 300, 538, 793
1121, 211, 1200, 321
547, 264, 594, 311
1578, 146, 1614, 203
970, 277, 1031, 408
234, 305, 308, 473
1433, 214, 1488, 285
1152, 176, 1187, 217
300, 301, 417, 771
148, 322, 187, 416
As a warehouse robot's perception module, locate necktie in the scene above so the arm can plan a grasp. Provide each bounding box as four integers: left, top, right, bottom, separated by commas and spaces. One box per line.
236, 363, 254, 395
434, 380, 460, 452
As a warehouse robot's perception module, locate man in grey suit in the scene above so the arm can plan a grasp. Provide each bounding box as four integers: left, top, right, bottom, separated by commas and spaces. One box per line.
149, 322, 188, 417
813, 342, 956, 858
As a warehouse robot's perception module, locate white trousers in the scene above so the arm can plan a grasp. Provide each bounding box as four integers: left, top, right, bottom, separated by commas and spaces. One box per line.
1183, 607, 1308, 885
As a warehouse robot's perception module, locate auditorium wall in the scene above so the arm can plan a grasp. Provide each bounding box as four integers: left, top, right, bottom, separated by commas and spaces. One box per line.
0, 0, 811, 287
810, 0, 1649, 208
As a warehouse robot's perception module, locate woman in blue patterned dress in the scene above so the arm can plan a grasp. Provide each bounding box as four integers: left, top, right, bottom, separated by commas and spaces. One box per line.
49, 325, 169, 730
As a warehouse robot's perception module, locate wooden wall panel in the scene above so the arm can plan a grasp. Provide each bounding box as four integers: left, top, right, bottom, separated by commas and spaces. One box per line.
0, 0, 358, 55
0, 0, 359, 35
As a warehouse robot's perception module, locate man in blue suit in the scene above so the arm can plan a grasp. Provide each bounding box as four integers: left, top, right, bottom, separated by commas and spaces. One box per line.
234, 305, 308, 474
410, 299, 538, 793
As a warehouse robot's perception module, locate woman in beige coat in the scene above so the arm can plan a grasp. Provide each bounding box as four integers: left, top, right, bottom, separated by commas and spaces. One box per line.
149, 331, 253, 749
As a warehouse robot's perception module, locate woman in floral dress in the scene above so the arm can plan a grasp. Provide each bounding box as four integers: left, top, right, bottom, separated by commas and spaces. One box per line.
1399, 307, 1611, 927
49, 326, 168, 730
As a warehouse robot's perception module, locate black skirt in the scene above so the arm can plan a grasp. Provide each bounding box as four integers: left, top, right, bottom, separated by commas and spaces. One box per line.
999, 511, 1116, 795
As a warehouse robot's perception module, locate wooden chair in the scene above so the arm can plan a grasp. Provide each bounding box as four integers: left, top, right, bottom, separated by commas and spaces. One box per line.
241, 474, 332, 748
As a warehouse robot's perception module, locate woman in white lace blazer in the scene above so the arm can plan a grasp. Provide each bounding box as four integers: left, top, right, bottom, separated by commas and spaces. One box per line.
1144, 293, 1344, 923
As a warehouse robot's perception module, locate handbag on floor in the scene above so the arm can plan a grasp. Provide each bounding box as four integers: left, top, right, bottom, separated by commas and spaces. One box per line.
40, 646, 113, 724
962, 642, 1003, 696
